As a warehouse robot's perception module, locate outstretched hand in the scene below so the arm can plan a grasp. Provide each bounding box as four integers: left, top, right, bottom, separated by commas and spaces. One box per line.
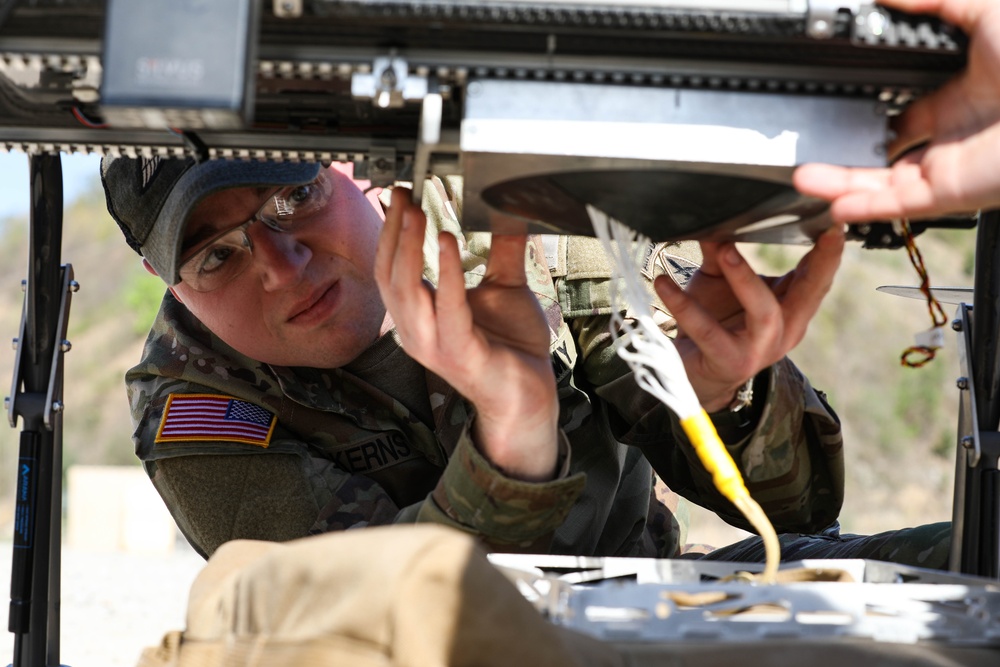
654, 225, 845, 412
374, 188, 559, 481
794, 0, 1000, 221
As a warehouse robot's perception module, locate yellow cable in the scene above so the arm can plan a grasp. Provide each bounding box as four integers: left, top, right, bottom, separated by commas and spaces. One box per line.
680, 410, 779, 583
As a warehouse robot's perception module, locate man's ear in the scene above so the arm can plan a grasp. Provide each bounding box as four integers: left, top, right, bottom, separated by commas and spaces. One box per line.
142, 258, 183, 304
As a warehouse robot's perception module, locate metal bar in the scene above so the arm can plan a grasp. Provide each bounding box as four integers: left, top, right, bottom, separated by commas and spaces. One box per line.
7, 154, 64, 667
969, 210, 1000, 578
973, 211, 1000, 431
951, 302, 979, 573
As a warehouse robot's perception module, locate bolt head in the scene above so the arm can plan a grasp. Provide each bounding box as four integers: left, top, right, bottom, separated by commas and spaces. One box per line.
952, 319, 963, 332
957, 377, 970, 390
865, 10, 887, 36
812, 19, 831, 36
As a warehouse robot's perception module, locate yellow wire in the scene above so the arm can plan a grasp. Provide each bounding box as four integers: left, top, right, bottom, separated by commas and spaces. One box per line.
680, 410, 779, 583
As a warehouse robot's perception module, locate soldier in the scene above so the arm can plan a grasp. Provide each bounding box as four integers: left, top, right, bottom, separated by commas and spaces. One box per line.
101, 157, 947, 567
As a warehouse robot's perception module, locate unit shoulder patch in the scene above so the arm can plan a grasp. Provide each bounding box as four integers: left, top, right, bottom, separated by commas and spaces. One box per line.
655, 250, 699, 289
155, 393, 276, 447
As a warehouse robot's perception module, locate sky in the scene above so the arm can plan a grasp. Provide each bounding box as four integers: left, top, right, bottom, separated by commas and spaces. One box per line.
0, 152, 103, 221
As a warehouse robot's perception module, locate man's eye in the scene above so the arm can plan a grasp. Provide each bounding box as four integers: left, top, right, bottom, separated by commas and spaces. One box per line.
198, 245, 236, 274
287, 183, 314, 205
274, 180, 325, 219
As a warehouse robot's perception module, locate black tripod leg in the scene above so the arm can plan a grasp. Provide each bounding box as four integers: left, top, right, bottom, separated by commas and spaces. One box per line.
7, 154, 65, 667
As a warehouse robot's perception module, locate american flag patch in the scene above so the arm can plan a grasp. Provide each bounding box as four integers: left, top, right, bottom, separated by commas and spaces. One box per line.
155, 394, 276, 447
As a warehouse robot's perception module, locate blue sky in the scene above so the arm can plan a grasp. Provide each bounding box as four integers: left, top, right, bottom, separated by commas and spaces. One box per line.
0, 152, 103, 221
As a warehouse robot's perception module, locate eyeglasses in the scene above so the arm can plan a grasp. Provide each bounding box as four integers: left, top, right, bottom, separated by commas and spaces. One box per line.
179, 170, 333, 292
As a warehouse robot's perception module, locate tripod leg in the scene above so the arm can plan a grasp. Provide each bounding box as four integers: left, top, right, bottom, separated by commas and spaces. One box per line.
7, 154, 65, 667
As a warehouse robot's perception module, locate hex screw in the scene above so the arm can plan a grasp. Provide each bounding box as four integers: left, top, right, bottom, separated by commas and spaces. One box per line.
952, 319, 963, 332
957, 377, 970, 390
60, 340, 72, 353
961, 436, 975, 450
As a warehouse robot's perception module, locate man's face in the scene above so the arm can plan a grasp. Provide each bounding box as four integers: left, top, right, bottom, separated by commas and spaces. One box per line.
167, 165, 389, 368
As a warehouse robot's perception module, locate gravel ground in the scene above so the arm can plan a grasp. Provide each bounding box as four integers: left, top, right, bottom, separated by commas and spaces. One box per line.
0, 540, 206, 667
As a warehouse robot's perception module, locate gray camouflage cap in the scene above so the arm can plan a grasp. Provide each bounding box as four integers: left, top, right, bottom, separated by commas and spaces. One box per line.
101, 156, 321, 285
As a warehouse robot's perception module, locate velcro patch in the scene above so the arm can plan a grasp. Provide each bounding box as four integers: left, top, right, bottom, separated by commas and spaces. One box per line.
155, 393, 276, 447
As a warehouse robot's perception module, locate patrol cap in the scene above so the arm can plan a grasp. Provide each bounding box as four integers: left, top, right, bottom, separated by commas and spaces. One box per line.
101, 156, 321, 286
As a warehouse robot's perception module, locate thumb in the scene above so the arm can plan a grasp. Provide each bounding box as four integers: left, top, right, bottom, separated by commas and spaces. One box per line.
483, 234, 528, 286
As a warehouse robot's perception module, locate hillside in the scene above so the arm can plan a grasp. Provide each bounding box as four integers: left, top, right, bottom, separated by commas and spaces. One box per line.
0, 178, 165, 527
0, 174, 975, 542
746, 230, 971, 537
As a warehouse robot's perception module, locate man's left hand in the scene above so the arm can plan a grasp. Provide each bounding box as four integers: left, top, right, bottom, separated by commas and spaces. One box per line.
654, 224, 844, 412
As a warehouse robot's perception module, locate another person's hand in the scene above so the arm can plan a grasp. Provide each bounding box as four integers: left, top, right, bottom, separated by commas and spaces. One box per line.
654, 225, 845, 412
375, 188, 559, 482
794, 0, 1000, 221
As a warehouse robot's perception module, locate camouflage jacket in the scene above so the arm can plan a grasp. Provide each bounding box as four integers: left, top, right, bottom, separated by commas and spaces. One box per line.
126, 177, 845, 559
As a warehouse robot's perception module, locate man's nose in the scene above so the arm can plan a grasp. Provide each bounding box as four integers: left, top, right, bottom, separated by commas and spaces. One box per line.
247, 225, 311, 290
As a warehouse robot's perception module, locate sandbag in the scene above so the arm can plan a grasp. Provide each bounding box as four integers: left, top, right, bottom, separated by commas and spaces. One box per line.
136, 524, 622, 667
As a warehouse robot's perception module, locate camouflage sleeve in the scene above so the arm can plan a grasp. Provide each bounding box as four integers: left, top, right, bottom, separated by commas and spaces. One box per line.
657, 358, 844, 534
417, 417, 587, 552
135, 384, 586, 558
139, 411, 588, 559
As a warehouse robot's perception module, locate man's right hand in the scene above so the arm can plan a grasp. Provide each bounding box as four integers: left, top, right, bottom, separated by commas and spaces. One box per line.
794, 0, 1000, 222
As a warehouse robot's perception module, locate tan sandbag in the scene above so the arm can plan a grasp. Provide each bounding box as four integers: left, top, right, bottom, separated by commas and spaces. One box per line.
137, 524, 622, 667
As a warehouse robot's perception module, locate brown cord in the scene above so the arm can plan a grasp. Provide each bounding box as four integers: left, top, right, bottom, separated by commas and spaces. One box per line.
899, 219, 947, 368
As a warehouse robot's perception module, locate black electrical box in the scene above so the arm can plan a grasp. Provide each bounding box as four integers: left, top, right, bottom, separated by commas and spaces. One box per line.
100, 0, 259, 129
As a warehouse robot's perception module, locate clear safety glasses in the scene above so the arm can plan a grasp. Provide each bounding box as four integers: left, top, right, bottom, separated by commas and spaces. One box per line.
178, 170, 333, 292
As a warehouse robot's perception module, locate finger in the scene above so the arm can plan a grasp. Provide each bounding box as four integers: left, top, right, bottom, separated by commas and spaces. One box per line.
793, 163, 892, 202
712, 243, 783, 359
654, 269, 741, 360
435, 231, 476, 346
794, 156, 940, 222
773, 223, 845, 347
696, 241, 724, 277
374, 186, 407, 287
379, 190, 438, 350
388, 194, 429, 295
829, 157, 943, 222
889, 99, 937, 160
483, 233, 528, 287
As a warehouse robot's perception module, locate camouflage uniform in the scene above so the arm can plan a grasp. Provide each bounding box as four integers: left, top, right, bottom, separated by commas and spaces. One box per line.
126, 177, 846, 560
